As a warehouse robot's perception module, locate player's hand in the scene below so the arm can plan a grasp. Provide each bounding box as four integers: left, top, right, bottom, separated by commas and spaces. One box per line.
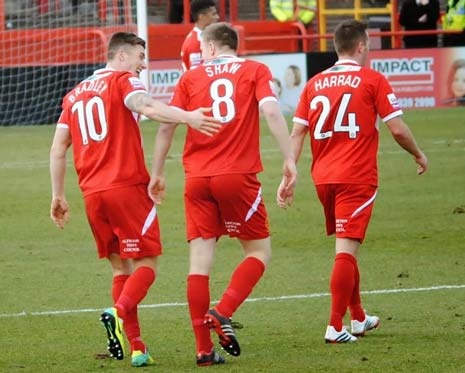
277, 159, 298, 209
50, 197, 70, 229
186, 107, 221, 137
415, 152, 428, 175
148, 175, 166, 205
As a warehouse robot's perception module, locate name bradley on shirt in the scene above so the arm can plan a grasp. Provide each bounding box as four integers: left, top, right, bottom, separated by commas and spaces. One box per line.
68, 79, 108, 103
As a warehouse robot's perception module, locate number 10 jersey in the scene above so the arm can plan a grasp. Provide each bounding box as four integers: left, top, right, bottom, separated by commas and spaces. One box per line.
57, 69, 149, 196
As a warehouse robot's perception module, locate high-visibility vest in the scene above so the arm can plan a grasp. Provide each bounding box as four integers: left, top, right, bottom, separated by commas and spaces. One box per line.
270, 0, 294, 22
443, 0, 465, 31
297, 0, 317, 25
270, 0, 316, 24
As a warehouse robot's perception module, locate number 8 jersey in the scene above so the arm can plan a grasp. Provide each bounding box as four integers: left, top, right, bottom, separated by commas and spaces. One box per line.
170, 55, 278, 178
57, 68, 149, 196
293, 59, 403, 187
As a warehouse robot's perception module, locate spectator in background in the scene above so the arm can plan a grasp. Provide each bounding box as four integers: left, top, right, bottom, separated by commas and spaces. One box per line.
270, 0, 317, 27
443, 0, 465, 46
444, 59, 465, 106
180, 0, 219, 71
399, 0, 440, 48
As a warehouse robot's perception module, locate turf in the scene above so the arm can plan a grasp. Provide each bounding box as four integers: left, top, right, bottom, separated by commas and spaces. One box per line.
0, 108, 464, 372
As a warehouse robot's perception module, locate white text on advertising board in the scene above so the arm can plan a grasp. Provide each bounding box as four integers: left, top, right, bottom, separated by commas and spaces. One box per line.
371, 57, 434, 86
370, 58, 433, 76
150, 69, 182, 86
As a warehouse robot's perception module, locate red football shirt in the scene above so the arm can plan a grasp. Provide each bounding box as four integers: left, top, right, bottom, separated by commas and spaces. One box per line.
170, 55, 278, 178
293, 59, 403, 186
180, 27, 203, 71
57, 68, 149, 196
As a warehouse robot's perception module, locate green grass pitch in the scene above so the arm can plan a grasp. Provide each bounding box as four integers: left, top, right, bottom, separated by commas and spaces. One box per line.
0, 108, 464, 372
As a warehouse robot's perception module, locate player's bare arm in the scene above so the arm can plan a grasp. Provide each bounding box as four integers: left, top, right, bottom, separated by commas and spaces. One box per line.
261, 101, 298, 208
385, 116, 428, 175
290, 121, 308, 164
49, 127, 72, 229
126, 92, 221, 136
148, 123, 177, 204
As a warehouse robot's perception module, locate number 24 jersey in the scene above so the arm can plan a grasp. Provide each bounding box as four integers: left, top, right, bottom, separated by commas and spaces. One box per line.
293, 60, 403, 187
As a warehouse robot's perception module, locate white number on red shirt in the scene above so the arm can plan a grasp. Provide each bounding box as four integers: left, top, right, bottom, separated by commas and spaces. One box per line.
312, 94, 360, 140
72, 96, 108, 145
210, 78, 235, 123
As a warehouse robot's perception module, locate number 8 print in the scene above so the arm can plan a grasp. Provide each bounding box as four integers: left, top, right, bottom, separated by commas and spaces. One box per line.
210, 78, 236, 123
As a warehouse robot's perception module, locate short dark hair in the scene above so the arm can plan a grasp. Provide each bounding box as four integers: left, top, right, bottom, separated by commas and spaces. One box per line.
333, 20, 368, 55
190, 0, 216, 22
107, 32, 145, 60
202, 22, 238, 51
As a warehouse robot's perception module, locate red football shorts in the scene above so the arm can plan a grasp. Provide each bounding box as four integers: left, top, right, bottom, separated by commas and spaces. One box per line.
184, 174, 270, 241
315, 184, 377, 243
83, 184, 162, 259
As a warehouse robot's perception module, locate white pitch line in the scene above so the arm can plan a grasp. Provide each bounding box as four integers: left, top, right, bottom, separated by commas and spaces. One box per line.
1, 284, 464, 319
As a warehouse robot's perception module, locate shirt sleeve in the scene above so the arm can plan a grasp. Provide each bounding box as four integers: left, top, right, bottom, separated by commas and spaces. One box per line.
373, 73, 403, 123
255, 63, 279, 107
116, 73, 147, 108
56, 109, 70, 129
169, 74, 189, 110
293, 82, 310, 126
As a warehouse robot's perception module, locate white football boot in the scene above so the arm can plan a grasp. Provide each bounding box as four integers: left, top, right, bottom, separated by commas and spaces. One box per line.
325, 325, 358, 343
351, 314, 380, 336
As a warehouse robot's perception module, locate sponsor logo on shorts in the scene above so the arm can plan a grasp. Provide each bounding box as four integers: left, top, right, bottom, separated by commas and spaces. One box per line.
336, 218, 348, 233
122, 238, 141, 252
225, 221, 241, 234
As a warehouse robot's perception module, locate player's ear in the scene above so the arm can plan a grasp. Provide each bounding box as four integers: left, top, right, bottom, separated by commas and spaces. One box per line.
356, 40, 366, 54
208, 41, 215, 55
117, 48, 126, 62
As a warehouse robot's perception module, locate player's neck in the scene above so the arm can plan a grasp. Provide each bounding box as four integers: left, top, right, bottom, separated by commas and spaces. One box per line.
337, 55, 362, 65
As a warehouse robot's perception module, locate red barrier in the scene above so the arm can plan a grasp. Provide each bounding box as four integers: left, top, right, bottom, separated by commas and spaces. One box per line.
148, 20, 307, 60
0, 26, 134, 66
147, 23, 193, 61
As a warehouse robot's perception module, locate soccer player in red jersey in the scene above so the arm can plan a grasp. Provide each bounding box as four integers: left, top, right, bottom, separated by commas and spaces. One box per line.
291, 20, 428, 343
49, 32, 220, 367
180, 0, 219, 71
149, 23, 297, 366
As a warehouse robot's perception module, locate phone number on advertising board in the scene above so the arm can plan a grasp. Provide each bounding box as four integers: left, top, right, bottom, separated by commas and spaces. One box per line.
398, 97, 436, 109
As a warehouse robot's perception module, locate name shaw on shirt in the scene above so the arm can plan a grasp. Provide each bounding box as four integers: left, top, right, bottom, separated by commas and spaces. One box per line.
205, 62, 242, 77
314, 74, 361, 92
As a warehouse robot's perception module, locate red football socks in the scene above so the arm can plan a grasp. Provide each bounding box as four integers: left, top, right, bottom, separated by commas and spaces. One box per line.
115, 266, 155, 318
113, 270, 154, 352
216, 256, 265, 318
349, 261, 366, 322
112, 274, 142, 350
187, 274, 213, 354
112, 274, 129, 304
329, 252, 356, 331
